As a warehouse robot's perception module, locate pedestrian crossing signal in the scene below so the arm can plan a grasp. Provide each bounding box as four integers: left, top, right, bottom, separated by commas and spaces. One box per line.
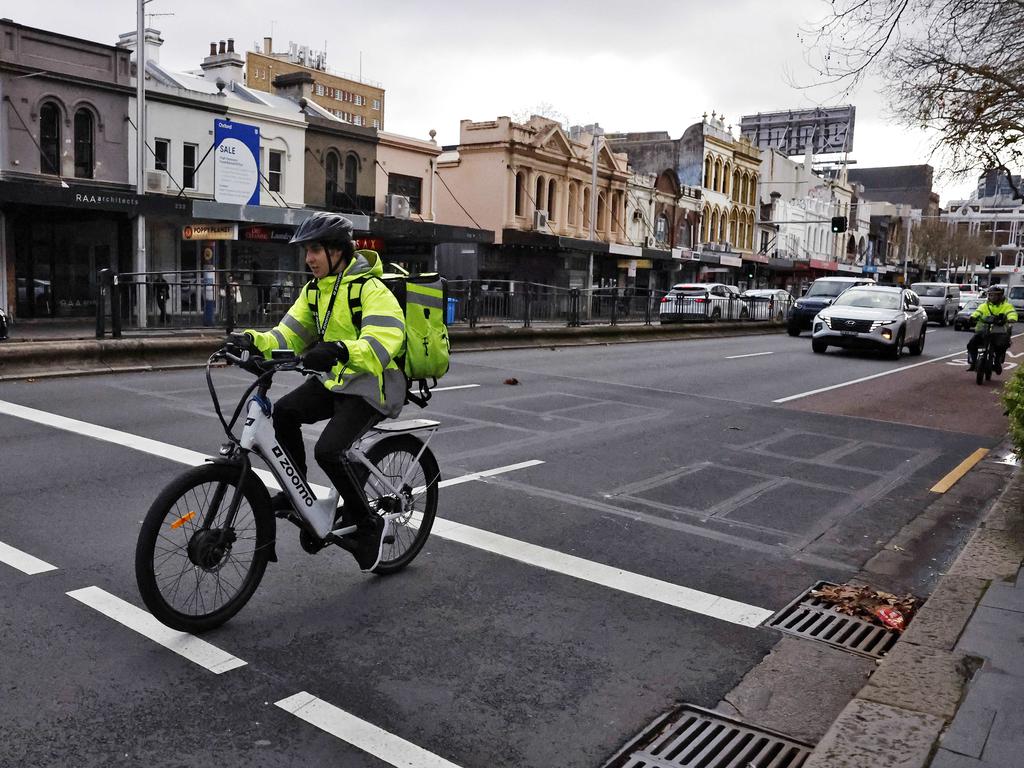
830, 216, 848, 233
984, 255, 997, 270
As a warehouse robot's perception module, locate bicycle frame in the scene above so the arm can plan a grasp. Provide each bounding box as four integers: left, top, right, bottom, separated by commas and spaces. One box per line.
235, 383, 438, 540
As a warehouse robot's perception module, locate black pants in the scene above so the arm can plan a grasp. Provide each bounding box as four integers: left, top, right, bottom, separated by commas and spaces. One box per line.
272, 378, 381, 521
967, 332, 1011, 364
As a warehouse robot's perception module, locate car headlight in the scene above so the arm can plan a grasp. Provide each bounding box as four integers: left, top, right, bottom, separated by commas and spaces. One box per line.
822, 316, 833, 329
869, 319, 897, 331
880, 328, 893, 340
794, 301, 806, 309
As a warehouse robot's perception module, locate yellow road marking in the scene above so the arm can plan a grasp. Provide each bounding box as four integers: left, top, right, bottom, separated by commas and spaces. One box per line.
930, 449, 990, 493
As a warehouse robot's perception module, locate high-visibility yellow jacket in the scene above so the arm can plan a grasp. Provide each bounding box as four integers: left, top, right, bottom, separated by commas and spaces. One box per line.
971, 299, 1018, 334
246, 250, 406, 417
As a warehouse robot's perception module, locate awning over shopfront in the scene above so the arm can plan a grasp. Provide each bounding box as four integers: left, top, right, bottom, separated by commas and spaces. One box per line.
502, 228, 608, 254
192, 200, 356, 229
373, 216, 493, 245
0, 180, 192, 217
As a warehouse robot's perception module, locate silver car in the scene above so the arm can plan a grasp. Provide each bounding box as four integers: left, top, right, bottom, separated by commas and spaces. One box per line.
812, 286, 928, 360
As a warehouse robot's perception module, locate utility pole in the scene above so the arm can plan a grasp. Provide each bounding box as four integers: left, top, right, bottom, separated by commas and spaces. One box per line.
135, 0, 148, 327
587, 123, 603, 308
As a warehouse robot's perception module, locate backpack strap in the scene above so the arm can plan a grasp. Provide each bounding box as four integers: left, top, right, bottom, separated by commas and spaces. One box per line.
347, 276, 372, 333
405, 378, 435, 409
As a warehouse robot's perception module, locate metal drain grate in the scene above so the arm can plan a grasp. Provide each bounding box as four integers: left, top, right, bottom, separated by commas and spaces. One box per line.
764, 581, 900, 659
610, 705, 811, 768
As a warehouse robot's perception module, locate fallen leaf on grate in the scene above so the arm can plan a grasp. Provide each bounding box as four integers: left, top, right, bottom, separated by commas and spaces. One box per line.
504, 377, 520, 385
810, 583, 919, 632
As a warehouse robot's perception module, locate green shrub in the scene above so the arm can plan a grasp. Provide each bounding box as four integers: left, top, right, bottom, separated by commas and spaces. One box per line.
1002, 366, 1024, 459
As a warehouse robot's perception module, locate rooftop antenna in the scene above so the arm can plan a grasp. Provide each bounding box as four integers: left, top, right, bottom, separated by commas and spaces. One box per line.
145, 10, 174, 25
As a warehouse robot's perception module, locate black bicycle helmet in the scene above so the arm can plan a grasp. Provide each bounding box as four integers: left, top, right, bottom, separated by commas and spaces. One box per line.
290, 211, 354, 246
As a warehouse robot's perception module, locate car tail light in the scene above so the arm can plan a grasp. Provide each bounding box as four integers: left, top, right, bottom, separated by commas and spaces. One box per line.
660, 297, 670, 303
694, 297, 707, 303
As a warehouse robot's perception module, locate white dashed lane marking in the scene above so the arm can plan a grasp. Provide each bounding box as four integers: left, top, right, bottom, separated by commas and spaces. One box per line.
276, 692, 464, 768
0, 540, 58, 575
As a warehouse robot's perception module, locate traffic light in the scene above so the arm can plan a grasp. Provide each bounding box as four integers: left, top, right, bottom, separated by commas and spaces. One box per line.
830, 216, 848, 233
984, 255, 997, 270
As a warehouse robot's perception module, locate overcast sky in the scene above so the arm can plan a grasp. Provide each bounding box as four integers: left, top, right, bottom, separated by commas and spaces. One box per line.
11, 1, 977, 204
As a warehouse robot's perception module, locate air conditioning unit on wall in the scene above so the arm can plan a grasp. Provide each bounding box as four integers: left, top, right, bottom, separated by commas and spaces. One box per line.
386, 194, 411, 219
145, 170, 169, 193
533, 210, 548, 230
644, 235, 657, 248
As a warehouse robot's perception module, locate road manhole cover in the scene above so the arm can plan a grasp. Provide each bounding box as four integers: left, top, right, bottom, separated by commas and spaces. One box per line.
605, 704, 811, 768
764, 581, 900, 659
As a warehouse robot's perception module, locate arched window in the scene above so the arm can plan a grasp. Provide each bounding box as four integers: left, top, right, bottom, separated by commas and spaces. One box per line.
723, 163, 731, 197
704, 156, 713, 188
535, 175, 546, 214
597, 192, 607, 232
710, 209, 720, 243
719, 210, 728, 242
729, 209, 739, 246
325, 151, 339, 203
732, 170, 740, 201
740, 175, 748, 205
747, 213, 756, 250
748, 176, 757, 206
39, 102, 61, 175
547, 178, 557, 220
582, 187, 591, 230
713, 159, 721, 192
73, 108, 94, 179
515, 171, 525, 217
703, 207, 712, 242
344, 153, 358, 198
567, 183, 578, 226
655, 213, 669, 243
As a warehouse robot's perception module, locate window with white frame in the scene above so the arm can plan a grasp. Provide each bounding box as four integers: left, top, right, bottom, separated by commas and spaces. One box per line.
372, 98, 381, 110
154, 138, 170, 172
354, 94, 364, 106
315, 83, 324, 96
268, 150, 284, 193
372, 119, 380, 129
353, 115, 363, 126
182, 143, 197, 189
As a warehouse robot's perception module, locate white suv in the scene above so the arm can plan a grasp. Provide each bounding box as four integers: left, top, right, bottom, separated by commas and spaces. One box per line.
812, 286, 928, 360
659, 283, 748, 323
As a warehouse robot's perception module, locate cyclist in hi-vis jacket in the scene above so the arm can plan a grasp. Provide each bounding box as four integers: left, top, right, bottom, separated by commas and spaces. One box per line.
967, 284, 1018, 374
226, 212, 406, 571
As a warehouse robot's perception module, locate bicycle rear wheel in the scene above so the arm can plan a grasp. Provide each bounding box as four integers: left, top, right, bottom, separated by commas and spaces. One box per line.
135, 463, 274, 633
362, 434, 439, 575
977, 351, 989, 385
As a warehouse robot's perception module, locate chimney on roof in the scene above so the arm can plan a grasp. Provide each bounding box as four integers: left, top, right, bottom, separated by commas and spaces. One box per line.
116, 28, 164, 65
201, 38, 244, 85
263, 37, 272, 54
227, 38, 235, 53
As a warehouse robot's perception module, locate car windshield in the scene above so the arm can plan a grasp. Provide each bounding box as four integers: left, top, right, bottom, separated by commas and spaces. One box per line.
963, 300, 982, 311
805, 280, 855, 298
832, 290, 902, 310
911, 284, 946, 297
1009, 287, 1024, 300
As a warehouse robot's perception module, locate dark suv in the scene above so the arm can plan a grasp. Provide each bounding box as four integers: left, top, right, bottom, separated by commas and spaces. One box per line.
787, 276, 876, 336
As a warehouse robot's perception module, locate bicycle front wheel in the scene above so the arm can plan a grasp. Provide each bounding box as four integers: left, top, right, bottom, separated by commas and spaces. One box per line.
135, 463, 274, 633
363, 434, 440, 575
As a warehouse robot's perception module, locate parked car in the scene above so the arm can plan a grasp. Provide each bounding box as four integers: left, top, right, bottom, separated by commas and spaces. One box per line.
954, 298, 983, 331
812, 285, 928, 359
659, 283, 748, 323
959, 291, 984, 309
1007, 284, 1024, 316
787, 276, 875, 336
910, 282, 960, 326
740, 289, 792, 321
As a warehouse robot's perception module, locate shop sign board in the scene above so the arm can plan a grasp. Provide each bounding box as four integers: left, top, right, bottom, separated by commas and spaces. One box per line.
719, 255, 743, 267
183, 223, 238, 241
214, 120, 261, 206
242, 225, 294, 243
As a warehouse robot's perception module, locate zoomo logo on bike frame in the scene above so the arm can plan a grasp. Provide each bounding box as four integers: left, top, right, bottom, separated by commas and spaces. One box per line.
271, 446, 315, 507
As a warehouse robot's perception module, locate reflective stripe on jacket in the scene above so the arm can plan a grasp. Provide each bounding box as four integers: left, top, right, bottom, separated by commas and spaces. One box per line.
971, 300, 1018, 334
245, 250, 406, 417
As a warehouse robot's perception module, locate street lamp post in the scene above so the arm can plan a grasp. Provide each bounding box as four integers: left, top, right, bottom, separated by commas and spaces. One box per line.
135, 0, 148, 328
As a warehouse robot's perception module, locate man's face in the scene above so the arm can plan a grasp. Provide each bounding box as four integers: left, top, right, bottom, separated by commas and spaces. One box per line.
989, 290, 1004, 303
304, 244, 344, 279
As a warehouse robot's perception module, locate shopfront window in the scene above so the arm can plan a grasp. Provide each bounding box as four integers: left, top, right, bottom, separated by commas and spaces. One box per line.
344, 153, 358, 198
73, 108, 94, 179
39, 102, 61, 175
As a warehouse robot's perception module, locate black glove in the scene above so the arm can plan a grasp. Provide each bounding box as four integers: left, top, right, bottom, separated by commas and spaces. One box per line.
303, 341, 349, 372
995, 315, 1007, 326
224, 332, 255, 353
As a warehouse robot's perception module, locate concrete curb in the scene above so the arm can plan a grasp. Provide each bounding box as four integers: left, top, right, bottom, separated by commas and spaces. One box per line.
803, 457, 1024, 768
0, 322, 786, 380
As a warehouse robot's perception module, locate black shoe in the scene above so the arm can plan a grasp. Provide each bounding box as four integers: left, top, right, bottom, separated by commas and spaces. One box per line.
995, 362, 1003, 375
270, 492, 292, 514
349, 515, 389, 572
967, 362, 977, 371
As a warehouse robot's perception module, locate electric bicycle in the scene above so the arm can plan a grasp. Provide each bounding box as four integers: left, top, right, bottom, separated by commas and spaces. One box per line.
134, 347, 440, 633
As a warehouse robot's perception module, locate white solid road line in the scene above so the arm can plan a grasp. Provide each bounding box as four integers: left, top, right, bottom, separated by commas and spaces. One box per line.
0, 540, 58, 575
66, 587, 247, 674
774, 330, 1024, 404
430, 384, 480, 392
1, 399, 774, 628
725, 352, 774, 360
276, 692, 463, 768
430, 518, 772, 628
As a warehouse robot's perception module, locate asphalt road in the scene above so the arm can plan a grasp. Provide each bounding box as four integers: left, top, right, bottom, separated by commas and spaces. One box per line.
0, 324, 1012, 767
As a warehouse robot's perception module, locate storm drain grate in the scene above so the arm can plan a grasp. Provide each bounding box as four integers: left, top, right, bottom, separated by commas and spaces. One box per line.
764, 581, 900, 659
609, 705, 812, 768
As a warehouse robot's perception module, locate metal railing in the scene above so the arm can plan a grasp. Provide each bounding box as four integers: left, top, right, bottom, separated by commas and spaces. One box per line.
94, 271, 793, 337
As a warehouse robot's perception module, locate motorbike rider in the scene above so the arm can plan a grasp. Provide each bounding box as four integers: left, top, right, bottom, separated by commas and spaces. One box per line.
225, 212, 406, 572
967, 284, 1017, 374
